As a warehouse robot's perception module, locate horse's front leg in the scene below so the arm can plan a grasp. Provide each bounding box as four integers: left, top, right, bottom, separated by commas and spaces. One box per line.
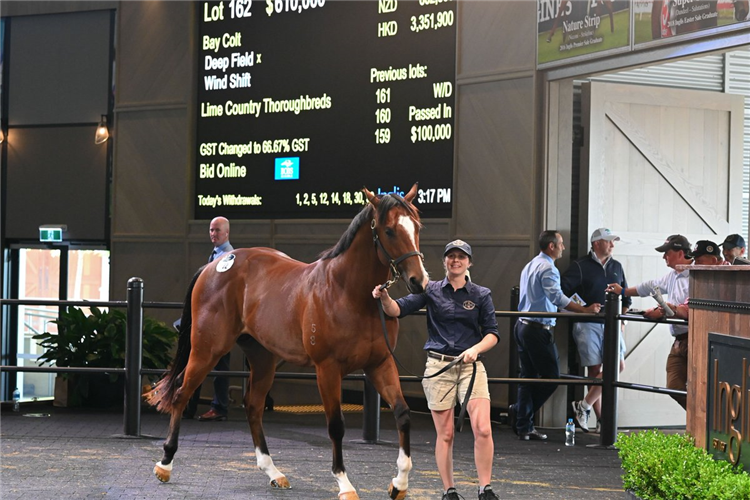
316, 364, 358, 500
366, 359, 412, 500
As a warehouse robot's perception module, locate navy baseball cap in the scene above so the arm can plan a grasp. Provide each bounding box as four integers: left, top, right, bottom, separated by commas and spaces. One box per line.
720, 234, 746, 250
444, 239, 472, 258
692, 240, 720, 258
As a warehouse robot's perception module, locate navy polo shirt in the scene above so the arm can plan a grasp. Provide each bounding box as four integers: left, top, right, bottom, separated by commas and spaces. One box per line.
561, 251, 631, 324
396, 277, 499, 356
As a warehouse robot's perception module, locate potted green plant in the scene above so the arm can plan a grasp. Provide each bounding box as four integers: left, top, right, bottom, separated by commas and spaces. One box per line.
33, 306, 177, 408
618, 429, 750, 499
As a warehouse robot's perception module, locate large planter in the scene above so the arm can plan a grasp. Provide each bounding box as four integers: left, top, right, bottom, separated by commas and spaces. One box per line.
54, 375, 77, 407
54, 374, 124, 408
84, 373, 124, 408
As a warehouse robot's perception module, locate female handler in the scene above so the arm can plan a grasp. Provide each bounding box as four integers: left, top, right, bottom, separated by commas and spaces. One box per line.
372, 240, 500, 500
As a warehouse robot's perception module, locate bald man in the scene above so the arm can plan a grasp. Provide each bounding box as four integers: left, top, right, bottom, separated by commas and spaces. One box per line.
208, 216, 232, 262
185, 217, 234, 421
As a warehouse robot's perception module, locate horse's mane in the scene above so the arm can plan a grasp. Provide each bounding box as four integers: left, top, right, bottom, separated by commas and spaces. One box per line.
319, 194, 420, 260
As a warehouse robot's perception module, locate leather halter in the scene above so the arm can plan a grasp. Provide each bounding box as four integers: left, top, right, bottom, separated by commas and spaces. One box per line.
371, 218, 424, 290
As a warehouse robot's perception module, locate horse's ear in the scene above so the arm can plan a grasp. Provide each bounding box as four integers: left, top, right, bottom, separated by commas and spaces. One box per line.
363, 187, 379, 207
404, 183, 419, 203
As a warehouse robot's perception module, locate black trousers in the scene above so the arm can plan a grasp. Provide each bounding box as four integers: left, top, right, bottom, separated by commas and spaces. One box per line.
514, 321, 560, 434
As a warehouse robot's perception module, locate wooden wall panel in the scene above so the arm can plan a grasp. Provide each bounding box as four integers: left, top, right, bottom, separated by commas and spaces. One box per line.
687, 268, 750, 449
0, 1, 117, 17
110, 1, 194, 300
455, 77, 535, 238
112, 110, 188, 237
5, 127, 108, 241
457, 1, 536, 78
110, 241, 186, 308
116, 1, 192, 106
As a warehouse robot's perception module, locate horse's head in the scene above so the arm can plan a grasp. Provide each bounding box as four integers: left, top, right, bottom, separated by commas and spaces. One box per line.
734, 0, 749, 21
365, 183, 429, 294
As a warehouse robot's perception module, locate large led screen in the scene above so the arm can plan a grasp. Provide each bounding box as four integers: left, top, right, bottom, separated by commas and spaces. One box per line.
196, 0, 457, 219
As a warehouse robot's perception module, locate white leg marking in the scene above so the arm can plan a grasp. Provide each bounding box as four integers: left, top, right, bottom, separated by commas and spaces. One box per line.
392, 448, 412, 491
333, 471, 356, 496
256, 447, 284, 480
155, 460, 173, 471
398, 215, 429, 284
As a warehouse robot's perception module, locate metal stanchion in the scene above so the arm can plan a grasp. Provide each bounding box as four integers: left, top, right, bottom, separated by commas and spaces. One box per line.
594, 291, 620, 448
360, 377, 381, 444
508, 286, 520, 407
124, 277, 144, 437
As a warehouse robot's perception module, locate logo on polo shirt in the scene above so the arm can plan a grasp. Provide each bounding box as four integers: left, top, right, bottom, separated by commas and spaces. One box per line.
463, 300, 475, 310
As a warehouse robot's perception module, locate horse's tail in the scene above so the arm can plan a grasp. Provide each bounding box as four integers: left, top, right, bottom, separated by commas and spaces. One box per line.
144, 265, 207, 413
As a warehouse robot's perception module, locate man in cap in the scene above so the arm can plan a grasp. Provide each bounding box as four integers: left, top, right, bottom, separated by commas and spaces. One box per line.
668, 240, 721, 320
692, 240, 722, 267
607, 234, 693, 409
720, 234, 748, 265
512, 230, 602, 441
562, 228, 630, 433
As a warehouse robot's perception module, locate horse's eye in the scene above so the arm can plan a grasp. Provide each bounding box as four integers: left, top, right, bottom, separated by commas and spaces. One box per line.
385, 228, 395, 238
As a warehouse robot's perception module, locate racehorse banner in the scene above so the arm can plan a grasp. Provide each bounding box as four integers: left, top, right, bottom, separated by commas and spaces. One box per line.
538, 0, 749, 67
634, 0, 750, 44
538, 0, 632, 66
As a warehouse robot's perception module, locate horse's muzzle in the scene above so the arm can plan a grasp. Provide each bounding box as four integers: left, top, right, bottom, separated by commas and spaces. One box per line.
406, 276, 426, 294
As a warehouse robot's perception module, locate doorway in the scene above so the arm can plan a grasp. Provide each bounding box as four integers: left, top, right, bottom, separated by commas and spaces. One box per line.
547, 48, 748, 428
4, 246, 109, 401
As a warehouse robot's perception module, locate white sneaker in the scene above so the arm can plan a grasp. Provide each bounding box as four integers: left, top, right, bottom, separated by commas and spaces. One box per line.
595, 421, 601, 434
571, 400, 590, 433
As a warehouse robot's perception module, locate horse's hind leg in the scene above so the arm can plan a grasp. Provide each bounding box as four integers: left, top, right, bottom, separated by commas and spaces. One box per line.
154, 350, 219, 482
154, 411, 183, 482
237, 335, 290, 489
316, 364, 359, 500
366, 360, 411, 500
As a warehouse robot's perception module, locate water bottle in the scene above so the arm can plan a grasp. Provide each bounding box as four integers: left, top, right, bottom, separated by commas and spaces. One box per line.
12, 387, 20, 413
565, 418, 575, 446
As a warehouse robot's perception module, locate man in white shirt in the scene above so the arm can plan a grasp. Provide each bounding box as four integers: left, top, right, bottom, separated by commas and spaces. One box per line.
607, 234, 693, 409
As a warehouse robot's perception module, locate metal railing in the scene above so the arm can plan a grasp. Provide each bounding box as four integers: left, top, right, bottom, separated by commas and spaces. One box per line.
1, 279, 687, 448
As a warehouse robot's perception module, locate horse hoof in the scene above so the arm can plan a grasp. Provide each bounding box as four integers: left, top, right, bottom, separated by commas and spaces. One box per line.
270, 476, 291, 489
388, 482, 407, 500
339, 491, 360, 500
154, 464, 171, 483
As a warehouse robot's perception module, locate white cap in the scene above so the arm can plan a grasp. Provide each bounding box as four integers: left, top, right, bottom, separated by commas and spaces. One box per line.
590, 228, 620, 243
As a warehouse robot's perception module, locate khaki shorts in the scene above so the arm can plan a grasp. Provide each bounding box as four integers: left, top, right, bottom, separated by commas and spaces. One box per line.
421, 358, 490, 411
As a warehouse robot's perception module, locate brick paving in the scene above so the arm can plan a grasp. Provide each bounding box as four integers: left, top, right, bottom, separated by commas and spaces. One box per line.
1, 404, 624, 499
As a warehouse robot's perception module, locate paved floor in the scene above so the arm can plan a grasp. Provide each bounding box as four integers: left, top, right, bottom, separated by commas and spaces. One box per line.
1, 403, 624, 500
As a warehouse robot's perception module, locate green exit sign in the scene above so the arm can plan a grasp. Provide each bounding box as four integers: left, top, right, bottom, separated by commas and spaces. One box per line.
39, 226, 65, 242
